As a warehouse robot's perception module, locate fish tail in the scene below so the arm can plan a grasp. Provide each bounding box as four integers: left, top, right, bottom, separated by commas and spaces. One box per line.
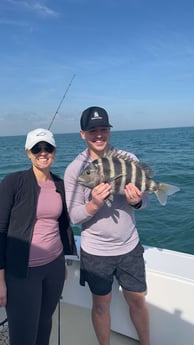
155, 183, 180, 206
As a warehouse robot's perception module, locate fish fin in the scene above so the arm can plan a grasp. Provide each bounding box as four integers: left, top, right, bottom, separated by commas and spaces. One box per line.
109, 174, 125, 183
104, 149, 134, 162
104, 149, 154, 178
105, 194, 114, 207
138, 163, 154, 178
155, 183, 180, 206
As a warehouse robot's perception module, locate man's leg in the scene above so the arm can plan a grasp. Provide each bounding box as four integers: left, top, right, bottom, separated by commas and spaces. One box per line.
123, 290, 150, 345
91, 292, 112, 345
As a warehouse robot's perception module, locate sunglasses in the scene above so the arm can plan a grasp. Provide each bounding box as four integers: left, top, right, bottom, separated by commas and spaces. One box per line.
30, 143, 55, 154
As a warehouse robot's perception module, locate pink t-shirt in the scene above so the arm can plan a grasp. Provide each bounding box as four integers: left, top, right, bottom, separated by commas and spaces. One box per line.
29, 180, 63, 267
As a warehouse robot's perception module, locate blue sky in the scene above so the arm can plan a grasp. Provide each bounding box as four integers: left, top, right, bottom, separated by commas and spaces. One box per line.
0, 0, 194, 136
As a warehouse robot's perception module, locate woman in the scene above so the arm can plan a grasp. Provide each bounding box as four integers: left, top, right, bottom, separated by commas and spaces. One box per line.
0, 128, 77, 345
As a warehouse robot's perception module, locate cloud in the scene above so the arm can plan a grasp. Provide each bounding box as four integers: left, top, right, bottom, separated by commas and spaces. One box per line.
33, 3, 59, 17
3, 0, 59, 17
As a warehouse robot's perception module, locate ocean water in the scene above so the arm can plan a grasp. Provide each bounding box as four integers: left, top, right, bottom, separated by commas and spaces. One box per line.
0, 126, 194, 255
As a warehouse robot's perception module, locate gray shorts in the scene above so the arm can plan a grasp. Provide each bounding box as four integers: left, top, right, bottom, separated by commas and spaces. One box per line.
80, 242, 146, 295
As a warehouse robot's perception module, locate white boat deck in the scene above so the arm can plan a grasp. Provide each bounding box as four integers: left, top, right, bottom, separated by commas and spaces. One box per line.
50, 302, 139, 345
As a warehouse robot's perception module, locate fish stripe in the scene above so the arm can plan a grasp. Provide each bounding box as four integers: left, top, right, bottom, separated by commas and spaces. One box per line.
100, 157, 115, 183
98, 158, 104, 180
110, 157, 120, 193
148, 180, 157, 192
119, 158, 127, 193
108, 157, 116, 181
141, 168, 146, 192
131, 161, 137, 185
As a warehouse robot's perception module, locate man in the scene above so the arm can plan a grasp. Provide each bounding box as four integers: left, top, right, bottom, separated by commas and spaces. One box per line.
64, 106, 150, 345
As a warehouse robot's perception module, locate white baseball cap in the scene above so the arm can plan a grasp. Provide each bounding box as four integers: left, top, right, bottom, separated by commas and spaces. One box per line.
25, 128, 56, 150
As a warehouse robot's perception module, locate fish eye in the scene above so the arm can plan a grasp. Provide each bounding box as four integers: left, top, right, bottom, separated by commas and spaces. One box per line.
86, 170, 90, 175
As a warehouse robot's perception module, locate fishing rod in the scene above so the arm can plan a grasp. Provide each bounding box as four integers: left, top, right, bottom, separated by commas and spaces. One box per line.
48, 73, 76, 130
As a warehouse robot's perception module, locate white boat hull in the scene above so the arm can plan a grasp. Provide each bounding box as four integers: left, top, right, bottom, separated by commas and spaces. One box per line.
62, 236, 194, 345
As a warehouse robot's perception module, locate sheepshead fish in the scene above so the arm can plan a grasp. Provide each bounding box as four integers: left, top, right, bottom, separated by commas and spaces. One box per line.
78, 152, 180, 206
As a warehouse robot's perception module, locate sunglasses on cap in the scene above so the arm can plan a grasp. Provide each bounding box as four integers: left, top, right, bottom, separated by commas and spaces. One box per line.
30, 143, 55, 154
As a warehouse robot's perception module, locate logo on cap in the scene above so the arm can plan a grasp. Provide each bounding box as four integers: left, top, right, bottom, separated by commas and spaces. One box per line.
36, 131, 48, 137
91, 111, 103, 120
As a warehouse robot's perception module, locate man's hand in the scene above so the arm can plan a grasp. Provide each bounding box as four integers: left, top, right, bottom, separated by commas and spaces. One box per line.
86, 183, 112, 215
124, 183, 142, 206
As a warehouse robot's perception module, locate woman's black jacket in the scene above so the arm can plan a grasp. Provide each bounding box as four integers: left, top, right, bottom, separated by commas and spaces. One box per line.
0, 168, 77, 278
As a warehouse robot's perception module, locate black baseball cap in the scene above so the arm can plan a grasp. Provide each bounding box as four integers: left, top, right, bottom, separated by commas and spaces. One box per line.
80, 106, 112, 131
